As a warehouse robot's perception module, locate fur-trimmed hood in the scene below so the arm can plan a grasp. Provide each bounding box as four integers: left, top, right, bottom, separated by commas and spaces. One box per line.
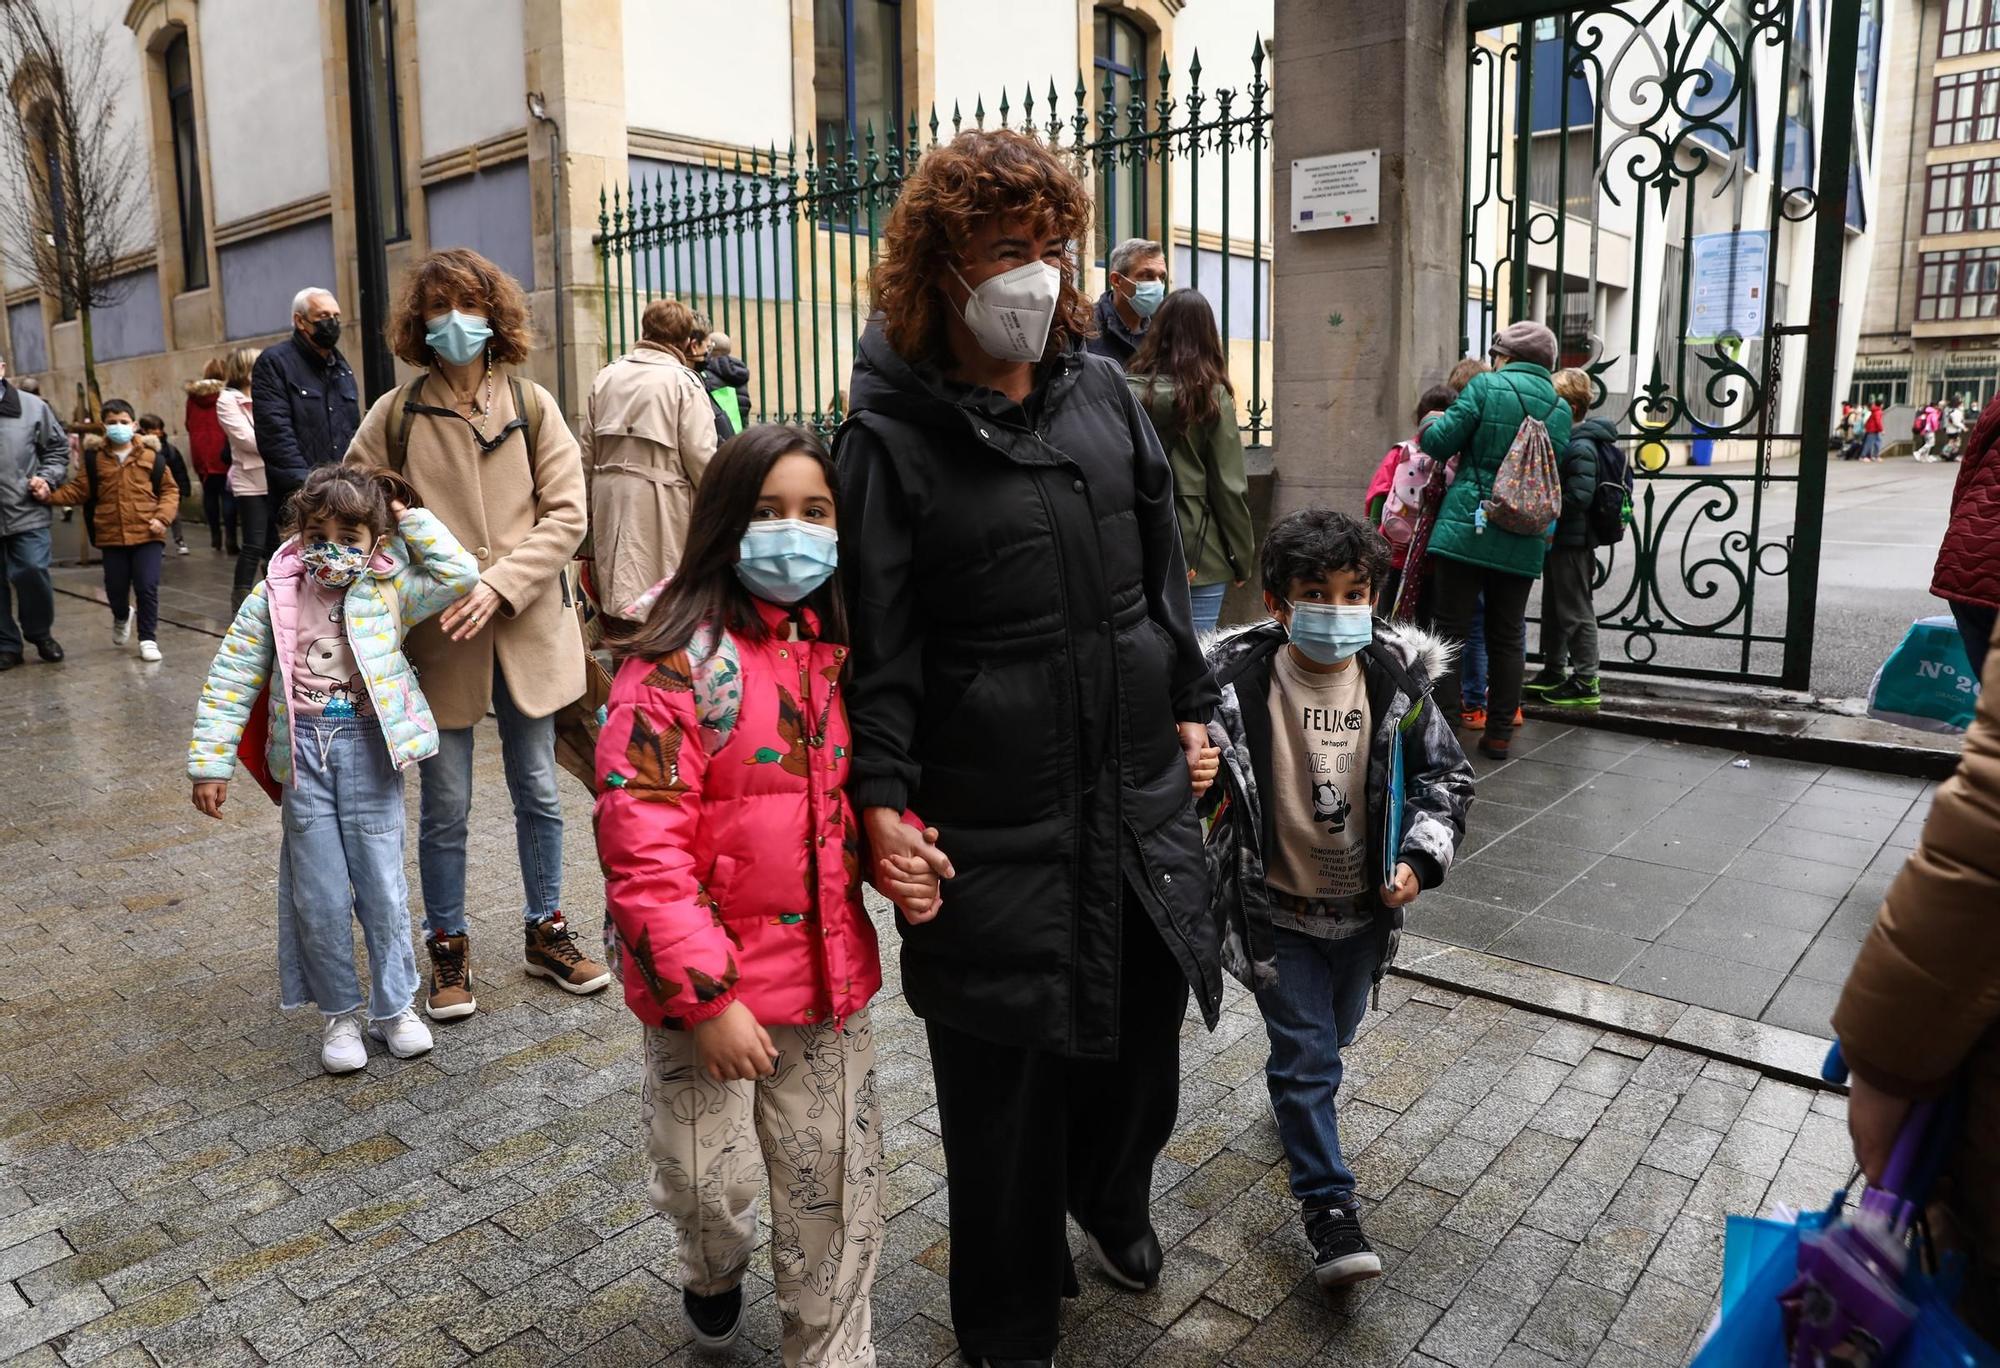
185, 378, 224, 401
1204, 615, 1455, 691
82, 432, 160, 455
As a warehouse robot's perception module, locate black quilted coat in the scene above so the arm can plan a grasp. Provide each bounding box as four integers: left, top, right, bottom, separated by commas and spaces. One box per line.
836, 323, 1222, 1059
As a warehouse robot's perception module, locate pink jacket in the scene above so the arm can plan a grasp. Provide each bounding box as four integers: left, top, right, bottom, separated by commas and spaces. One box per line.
594, 601, 885, 1029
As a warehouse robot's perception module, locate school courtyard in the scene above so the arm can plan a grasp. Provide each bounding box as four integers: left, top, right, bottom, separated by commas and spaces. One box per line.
0, 544, 1911, 1366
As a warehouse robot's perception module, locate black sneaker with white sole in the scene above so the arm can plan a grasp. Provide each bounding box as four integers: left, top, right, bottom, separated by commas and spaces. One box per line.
1305, 1203, 1382, 1287
683, 1284, 743, 1348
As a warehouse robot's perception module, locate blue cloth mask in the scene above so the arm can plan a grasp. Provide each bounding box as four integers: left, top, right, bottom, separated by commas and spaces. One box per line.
424, 310, 492, 367
103, 422, 135, 447
1287, 602, 1374, 665
1130, 280, 1166, 318
736, 519, 838, 605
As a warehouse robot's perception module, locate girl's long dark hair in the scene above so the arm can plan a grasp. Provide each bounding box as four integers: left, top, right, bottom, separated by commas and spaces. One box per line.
612, 424, 848, 662
1127, 288, 1233, 433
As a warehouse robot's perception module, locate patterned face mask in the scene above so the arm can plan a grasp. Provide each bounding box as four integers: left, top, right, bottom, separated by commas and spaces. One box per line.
302, 540, 369, 588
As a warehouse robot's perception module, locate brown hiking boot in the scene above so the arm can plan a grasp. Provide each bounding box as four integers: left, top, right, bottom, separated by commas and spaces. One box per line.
525, 913, 612, 994
425, 933, 478, 1021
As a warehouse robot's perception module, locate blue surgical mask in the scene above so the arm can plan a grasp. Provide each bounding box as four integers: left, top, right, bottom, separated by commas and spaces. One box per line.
104, 422, 135, 446
1286, 602, 1374, 665
424, 310, 492, 366
1130, 280, 1166, 318
736, 519, 838, 605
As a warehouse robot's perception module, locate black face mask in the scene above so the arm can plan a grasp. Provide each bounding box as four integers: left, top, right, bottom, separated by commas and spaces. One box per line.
309, 317, 342, 349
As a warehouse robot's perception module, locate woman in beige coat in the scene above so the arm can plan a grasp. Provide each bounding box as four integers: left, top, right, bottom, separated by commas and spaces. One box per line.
345, 247, 607, 1021
578, 297, 718, 625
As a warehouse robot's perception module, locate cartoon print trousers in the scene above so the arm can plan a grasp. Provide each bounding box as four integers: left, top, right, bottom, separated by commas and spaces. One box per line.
642, 1011, 883, 1367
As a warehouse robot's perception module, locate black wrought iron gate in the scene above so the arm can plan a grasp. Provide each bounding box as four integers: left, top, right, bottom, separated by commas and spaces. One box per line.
1462, 0, 1859, 689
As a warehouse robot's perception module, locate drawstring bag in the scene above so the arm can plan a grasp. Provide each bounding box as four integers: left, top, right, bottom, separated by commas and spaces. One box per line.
1481, 413, 1563, 535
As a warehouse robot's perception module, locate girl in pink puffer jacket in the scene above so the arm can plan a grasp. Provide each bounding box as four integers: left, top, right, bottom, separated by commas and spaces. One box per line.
593, 425, 943, 1358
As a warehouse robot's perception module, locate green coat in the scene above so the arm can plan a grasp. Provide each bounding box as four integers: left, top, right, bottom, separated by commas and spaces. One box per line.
1129, 375, 1257, 588
1419, 362, 1572, 579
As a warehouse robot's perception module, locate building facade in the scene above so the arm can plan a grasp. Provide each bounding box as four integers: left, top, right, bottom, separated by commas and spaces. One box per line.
0, 0, 1272, 435
1851, 0, 2000, 429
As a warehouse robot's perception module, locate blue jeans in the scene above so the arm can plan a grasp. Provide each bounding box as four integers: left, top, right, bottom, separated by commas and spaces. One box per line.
1189, 581, 1227, 638
0, 526, 54, 654
418, 664, 564, 937
1951, 600, 1996, 682
1253, 924, 1377, 1210
278, 716, 421, 1018
1462, 592, 1489, 709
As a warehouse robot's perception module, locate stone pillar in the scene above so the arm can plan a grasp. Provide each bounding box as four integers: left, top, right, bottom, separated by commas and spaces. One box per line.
1269, 1, 1466, 519
524, 0, 628, 426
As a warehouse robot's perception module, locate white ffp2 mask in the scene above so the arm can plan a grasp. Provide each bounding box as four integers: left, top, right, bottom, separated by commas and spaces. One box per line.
952, 261, 1062, 363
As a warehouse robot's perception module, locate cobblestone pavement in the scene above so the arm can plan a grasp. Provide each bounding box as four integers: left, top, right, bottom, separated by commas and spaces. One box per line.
0, 576, 1861, 1365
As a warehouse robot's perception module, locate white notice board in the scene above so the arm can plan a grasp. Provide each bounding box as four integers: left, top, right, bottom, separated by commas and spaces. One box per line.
1290, 149, 1380, 231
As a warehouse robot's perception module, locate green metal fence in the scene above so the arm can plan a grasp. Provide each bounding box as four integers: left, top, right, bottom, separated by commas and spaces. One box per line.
593, 42, 1271, 444
1463, 0, 1859, 689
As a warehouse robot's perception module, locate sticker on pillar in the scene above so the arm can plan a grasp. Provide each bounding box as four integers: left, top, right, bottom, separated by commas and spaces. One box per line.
1291, 150, 1380, 231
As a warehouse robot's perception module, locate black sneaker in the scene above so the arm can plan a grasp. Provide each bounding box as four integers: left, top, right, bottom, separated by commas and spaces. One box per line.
1521, 670, 1566, 696
683, 1285, 743, 1348
1083, 1226, 1162, 1292
1305, 1204, 1382, 1288
1546, 674, 1602, 707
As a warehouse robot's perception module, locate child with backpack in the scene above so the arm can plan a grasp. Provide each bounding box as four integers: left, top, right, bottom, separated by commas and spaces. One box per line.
1202, 507, 1473, 1291
1366, 383, 1457, 617
1417, 320, 1572, 758
29, 398, 180, 662
137, 414, 191, 555
593, 425, 946, 1356
187, 465, 481, 1072
1525, 368, 1623, 708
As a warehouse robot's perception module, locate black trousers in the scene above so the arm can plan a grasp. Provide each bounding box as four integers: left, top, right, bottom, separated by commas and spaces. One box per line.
1430, 556, 1536, 742
202, 473, 237, 550
102, 542, 164, 642
232, 494, 270, 608
925, 890, 1189, 1358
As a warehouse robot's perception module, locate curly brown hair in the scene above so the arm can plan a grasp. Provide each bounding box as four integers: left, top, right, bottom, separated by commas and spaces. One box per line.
387, 248, 532, 368
869, 129, 1094, 364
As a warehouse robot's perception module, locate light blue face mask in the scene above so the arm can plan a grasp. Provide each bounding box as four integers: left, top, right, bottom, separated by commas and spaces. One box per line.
1130, 280, 1166, 318
103, 422, 135, 447
1286, 602, 1374, 665
424, 310, 492, 366
736, 519, 838, 605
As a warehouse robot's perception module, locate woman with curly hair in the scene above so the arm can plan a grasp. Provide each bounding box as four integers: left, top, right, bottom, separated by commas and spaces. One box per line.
836, 128, 1222, 1361
345, 248, 606, 1022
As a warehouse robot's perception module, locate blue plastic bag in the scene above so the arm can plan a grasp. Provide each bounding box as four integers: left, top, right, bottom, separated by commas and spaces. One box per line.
1692, 1204, 1839, 1365
1869, 616, 1980, 733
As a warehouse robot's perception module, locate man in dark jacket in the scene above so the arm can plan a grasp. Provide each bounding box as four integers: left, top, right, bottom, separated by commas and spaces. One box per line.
700, 331, 752, 437
252, 287, 359, 511
0, 356, 73, 668
1086, 236, 1166, 368
837, 126, 1219, 1365
1526, 368, 1608, 706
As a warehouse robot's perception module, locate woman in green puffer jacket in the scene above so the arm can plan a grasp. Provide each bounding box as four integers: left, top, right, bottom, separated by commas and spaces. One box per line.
1126, 289, 1256, 636
1418, 320, 1572, 758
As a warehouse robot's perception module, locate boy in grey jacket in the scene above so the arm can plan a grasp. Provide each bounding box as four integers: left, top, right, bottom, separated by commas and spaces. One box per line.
1202, 508, 1473, 1288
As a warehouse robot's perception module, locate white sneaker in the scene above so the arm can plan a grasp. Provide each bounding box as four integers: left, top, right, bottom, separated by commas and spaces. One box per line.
112, 618, 130, 644
368, 1007, 434, 1059
138, 640, 162, 662
321, 1012, 367, 1073
176, 543, 189, 555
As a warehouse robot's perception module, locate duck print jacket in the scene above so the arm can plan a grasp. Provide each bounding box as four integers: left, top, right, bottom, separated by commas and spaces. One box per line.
594, 601, 885, 1030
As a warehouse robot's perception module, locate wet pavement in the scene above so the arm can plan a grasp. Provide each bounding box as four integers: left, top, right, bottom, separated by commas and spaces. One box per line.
0, 551, 1866, 1365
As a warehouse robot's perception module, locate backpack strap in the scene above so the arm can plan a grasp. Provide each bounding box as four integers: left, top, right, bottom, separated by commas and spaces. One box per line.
511, 377, 543, 454
385, 375, 427, 474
